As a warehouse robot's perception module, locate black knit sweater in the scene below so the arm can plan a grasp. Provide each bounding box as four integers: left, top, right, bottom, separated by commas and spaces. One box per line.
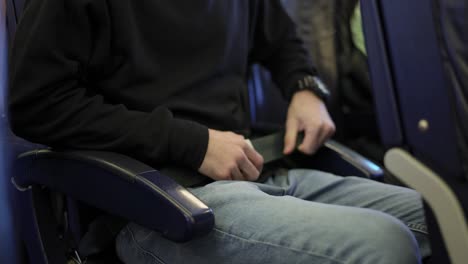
9, 0, 316, 186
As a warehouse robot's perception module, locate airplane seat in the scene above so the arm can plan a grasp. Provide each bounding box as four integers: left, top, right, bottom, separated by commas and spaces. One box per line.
278, 0, 384, 163
361, 0, 468, 263
5, 1, 215, 263
1, 0, 27, 263
6, 0, 385, 263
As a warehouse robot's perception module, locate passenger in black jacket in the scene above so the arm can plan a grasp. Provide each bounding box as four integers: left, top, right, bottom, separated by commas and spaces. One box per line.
9, 0, 430, 263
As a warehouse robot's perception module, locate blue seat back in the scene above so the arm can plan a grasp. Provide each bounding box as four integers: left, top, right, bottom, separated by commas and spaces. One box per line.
249, 65, 288, 129
362, 0, 464, 178
362, 0, 468, 262
1, 0, 27, 263
4, 1, 67, 263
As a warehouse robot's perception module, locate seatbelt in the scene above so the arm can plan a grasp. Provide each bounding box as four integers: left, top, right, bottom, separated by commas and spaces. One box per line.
248, 131, 304, 164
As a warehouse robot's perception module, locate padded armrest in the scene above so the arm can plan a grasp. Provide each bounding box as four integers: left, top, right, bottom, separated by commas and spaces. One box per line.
12, 149, 214, 242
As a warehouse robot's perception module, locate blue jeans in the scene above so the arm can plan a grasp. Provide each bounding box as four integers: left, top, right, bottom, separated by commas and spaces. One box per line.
116, 169, 430, 263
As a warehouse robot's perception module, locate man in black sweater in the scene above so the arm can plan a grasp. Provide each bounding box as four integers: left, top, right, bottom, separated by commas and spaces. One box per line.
9, 0, 430, 263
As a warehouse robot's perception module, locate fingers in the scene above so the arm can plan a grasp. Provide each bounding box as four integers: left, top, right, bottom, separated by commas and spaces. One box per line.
318, 121, 336, 146
284, 90, 337, 156
244, 144, 264, 171
298, 126, 321, 155
284, 118, 299, 154
299, 120, 336, 155
199, 130, 264, 182
238, 155, 260, 181
238, 143, 263, 181
231, 166, 244, 181
228, 141, 263, 182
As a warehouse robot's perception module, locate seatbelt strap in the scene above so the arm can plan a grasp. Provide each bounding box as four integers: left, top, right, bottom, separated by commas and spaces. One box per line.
248, 131, 304, 164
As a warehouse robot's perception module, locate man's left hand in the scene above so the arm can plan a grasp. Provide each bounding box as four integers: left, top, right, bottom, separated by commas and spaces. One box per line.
283, 90, 336, 155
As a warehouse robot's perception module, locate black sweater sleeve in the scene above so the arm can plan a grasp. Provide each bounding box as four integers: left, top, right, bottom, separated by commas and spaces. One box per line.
8, 0, 208, 170
250, 0, 318, 100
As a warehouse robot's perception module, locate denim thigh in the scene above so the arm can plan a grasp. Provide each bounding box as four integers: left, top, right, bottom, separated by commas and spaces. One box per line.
116, 170, 428, 264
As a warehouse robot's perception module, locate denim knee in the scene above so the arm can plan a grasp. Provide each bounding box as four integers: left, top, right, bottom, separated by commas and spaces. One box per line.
353, 211, 421, 264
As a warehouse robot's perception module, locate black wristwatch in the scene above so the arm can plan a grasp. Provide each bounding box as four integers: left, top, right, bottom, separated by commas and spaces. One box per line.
296, 75, 330, 102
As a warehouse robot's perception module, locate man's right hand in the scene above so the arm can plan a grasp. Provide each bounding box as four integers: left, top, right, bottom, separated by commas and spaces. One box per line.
198, 129, 264, 181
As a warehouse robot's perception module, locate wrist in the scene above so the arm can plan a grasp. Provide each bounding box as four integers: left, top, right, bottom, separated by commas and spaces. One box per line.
292, 90, 325, 106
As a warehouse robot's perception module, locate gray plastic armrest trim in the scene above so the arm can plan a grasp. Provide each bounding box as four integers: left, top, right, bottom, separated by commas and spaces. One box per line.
385, 148, 468, 264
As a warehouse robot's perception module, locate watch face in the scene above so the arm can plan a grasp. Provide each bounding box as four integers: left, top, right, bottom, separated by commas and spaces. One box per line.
312, 76, 330, 96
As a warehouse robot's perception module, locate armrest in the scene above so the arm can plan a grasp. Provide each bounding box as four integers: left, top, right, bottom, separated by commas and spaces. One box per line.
323, 140, 384, 180
250, 129, 385, 180
385, 149, 468, 263
287, 139, 385, 181
12, 149, 214, 242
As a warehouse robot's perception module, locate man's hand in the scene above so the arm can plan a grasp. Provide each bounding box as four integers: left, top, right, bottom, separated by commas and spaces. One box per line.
199, 129, 264, 181
283, 90, 336, 155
